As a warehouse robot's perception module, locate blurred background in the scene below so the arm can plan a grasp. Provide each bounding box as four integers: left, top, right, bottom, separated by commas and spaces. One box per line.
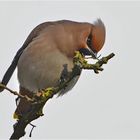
0, 1, 140, 139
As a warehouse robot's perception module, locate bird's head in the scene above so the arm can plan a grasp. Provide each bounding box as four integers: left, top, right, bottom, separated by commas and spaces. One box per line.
82, 19, 106, 59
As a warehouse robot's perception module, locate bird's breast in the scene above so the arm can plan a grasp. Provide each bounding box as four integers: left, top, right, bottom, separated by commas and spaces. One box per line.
17, 40, 81, 95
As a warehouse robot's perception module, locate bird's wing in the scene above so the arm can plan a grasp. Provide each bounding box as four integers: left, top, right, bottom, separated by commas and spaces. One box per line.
0, 22, 54, 91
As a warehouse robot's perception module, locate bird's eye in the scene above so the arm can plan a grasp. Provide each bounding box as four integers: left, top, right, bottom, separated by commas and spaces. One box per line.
87, 34, 92, 48
87, 38, 90, 42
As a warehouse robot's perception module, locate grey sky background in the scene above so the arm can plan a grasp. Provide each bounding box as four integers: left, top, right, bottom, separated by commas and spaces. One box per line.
0, 1, 140, 139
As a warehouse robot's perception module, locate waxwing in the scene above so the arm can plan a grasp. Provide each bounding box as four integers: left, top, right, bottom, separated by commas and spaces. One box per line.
0, 19, 106, 118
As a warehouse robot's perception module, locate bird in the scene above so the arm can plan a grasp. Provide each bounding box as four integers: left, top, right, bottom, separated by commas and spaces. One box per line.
0, 19, 106, 119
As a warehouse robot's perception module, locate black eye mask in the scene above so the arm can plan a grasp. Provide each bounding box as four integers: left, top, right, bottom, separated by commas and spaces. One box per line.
87, 34, 92, 49
79, 34, 97, 59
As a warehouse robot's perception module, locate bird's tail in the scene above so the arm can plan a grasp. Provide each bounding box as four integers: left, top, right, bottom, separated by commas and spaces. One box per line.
0, 46, 25, 92
13, 87, 34, 119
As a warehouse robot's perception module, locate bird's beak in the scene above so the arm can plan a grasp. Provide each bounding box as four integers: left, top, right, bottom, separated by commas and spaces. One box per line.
86, 46, 97, 59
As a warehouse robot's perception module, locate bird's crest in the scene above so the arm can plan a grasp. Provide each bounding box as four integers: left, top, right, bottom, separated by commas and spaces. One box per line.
92, 18, 106, 52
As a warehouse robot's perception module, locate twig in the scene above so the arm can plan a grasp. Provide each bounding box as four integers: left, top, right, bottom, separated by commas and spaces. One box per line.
0, 83, 33, 102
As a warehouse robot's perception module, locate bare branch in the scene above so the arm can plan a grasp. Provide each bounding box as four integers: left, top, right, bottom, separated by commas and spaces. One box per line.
0, 83, 33, 102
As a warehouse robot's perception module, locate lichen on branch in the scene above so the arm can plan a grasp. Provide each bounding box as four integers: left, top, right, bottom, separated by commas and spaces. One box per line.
0, 51, 115, 139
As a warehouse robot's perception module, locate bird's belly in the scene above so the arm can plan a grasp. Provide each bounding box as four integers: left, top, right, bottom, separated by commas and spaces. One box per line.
17, 47, 81, 94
